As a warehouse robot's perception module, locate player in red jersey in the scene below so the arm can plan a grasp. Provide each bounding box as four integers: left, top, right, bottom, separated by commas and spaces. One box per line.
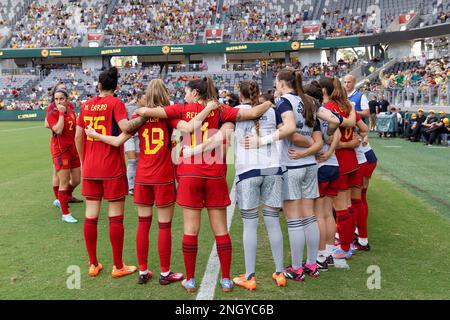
45, 83, 83, 209
135, 77, 274, 292
75, 67, 150, 279
84, 79, 217, 285
46, 88, 80, 223
318, 77, 367, 260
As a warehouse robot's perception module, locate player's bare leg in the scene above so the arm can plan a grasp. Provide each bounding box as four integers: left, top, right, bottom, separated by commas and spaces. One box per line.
68, 167, 82, 203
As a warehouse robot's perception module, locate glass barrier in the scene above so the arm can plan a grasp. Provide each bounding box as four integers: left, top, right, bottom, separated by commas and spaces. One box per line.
365, 83, 450, 108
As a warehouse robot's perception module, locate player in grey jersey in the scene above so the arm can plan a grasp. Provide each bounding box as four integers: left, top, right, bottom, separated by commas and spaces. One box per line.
124, 90, 144, 195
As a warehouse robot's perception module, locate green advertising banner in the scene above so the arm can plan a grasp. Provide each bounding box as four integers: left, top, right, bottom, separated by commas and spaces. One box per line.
0, 38, 361, 59
0, 110, 46, 121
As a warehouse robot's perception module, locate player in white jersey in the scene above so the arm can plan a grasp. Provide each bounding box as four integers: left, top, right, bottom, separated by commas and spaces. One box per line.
124, 89, 143, 195
183, 80, 287, 290
243, 69, 324, 281
304, 82, 340, 271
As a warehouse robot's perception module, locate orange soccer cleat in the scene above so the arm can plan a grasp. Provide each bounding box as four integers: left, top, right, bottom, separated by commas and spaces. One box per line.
112, 264, 137, 278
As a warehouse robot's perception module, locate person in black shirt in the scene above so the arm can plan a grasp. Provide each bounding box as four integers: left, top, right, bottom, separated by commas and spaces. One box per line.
378, 95, 390, 113
419, 110, 439, 142
368, 94, 378, 131
423, 111, 448, 145
408, 108, 427, 141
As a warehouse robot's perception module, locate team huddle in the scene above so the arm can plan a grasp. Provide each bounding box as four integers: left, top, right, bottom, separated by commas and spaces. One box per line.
45, 66, 377, 292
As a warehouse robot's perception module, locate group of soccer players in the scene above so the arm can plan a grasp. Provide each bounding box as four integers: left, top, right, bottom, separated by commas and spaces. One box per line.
45, 66, 377, 292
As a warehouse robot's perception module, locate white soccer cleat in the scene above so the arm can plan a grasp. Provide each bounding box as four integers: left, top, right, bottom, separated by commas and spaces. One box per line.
62, 214, 78, 224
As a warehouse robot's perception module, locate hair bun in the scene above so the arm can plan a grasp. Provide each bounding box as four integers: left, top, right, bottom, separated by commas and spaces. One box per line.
203, 77, 208, 82
108, 67, 119, 78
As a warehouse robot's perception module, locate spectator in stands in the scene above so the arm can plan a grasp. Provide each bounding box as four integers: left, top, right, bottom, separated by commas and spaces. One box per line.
423, 111, 448, 146
368, 94, 378, 131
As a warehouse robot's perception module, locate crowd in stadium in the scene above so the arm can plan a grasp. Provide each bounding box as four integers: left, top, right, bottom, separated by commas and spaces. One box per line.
104, 0, 216, 46
221, 1, 299, 42
363, 55, 450, 97
0, 0, 448, 48
9, 1, 107, 49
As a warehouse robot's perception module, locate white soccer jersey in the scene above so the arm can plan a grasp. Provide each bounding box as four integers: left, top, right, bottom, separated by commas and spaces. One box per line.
234, 104, 280, 176
278, 93, 317, 168
318, 119, 339, 168
356, 143, 368, 165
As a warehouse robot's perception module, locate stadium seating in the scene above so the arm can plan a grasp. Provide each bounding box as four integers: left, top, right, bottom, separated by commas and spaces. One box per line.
104, 0, 215, 46
220, 0, 307, 42
0, 0, 29, 27
0, 0, 448, 47
8, 0, 108, 48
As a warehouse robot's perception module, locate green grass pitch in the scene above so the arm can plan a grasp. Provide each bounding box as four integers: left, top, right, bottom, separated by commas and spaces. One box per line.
0, 121, 449, 300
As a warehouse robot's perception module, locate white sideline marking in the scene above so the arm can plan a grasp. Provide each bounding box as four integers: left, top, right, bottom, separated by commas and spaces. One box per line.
196, 181, 236, 300
383, 146, 403, 148
0, 126, 43, 133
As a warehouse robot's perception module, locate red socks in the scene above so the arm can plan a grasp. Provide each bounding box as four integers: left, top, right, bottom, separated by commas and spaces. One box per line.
136, 216, 152, 272
216, 234, 232, 280
84, 217, 98, 266
361, 188, 368, 219
182, 234, 198, 280
67, 184, 75, 198
352, 198, 368, 239
335, 209, 353, 252
109, 215, 124, 269
158, 221, 172, 273
53, 186, 59, 199
58, 190, 70, 215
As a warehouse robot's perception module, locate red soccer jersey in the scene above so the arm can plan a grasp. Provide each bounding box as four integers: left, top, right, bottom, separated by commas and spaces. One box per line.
324, 101, 361, 174
46, 103, 77, 157
165, 103, 239, 178
131, 114, 175, 185
77, 95, 128, 179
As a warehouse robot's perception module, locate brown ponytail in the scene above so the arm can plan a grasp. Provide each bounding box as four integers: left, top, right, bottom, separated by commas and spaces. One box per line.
204, 77, 218, 101
319, 77, 352, 114
293, 70, 316, 128
330, 77, 352, 114
240, 80, 261, 135
187, 76, 218, 102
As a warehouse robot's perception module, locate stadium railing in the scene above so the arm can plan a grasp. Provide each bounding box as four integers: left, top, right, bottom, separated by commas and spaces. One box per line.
366, 84, 450, 109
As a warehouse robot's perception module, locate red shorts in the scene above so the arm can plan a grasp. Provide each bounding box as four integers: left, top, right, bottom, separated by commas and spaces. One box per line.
319, 181, 339, 198
52, 146, 80, 171
329, 169, 359, 191
177, 176, 230, 209
353, 165, 365, 188
134, 183, 176, 207
363, 161, 377, 178
82, 176, 128, 201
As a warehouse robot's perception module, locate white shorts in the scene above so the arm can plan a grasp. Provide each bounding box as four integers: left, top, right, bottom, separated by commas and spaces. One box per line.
282, 165, 319, 201
124, 135, 139, 153
236, 175, 283, 210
